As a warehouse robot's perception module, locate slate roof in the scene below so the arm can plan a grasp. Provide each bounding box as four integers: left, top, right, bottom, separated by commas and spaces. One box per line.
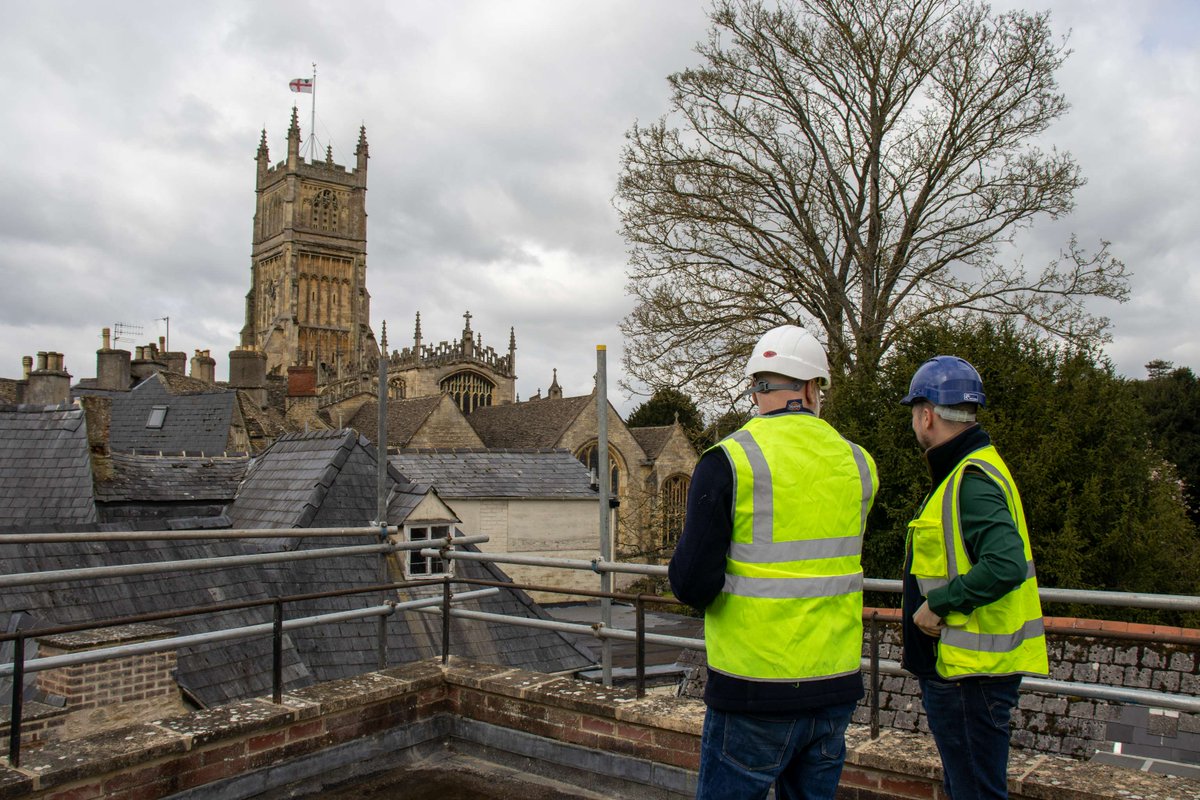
1, 429, 595, 710
389, 449, 598, 499
466, 394, 593, 449
104, 373, 238, 454
229, 429, 593, 684
347, 395, 444, 446
0, 530, 312, 708
0, 404, 97, 529
228, 429, 394, 530
630, 425, 675, 460
235, 392, 288, 447
94, 453, 249, 503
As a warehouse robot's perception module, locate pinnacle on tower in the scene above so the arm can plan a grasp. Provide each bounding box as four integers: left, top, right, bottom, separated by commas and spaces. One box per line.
356, 125, 369, 171
257, 128, 269, 160
413, 311, 423, 345
325, 145, 334, 165
381, 320, 388, 351
289, 106, 301, 139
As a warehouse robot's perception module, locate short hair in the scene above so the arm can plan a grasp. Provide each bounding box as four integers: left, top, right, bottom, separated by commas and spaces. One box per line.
912, 399, 977, 423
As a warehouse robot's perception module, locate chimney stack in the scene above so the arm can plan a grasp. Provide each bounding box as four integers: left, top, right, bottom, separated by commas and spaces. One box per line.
190, 349, 216, 383
286, 365, 318, 414
130, 341, 165, 383
26, 351, 71, 406
229, 347, 268, 408
96, 327, 132, 391
163, 351, 187, 375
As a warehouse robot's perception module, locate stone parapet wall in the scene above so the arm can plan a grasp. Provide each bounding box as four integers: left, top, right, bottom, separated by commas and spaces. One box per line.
1, 659, 1198, 799
859, 610, 1200, 760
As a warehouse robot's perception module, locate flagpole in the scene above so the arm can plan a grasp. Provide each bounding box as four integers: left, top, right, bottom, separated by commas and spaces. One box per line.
309, 62, 317, 160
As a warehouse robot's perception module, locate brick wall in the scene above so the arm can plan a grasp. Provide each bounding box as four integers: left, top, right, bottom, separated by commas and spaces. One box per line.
0, 624, 187, 749
1, 659, 1196, 800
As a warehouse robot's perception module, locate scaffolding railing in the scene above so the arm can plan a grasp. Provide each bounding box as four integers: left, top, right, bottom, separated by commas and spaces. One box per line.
4, 527, 1200, 770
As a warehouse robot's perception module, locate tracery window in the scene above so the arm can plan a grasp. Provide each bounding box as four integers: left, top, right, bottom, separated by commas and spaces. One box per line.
577, 442, 621, 496
661, 474, 690, 549
311, 189, 338, 231
441, 371, 494, 414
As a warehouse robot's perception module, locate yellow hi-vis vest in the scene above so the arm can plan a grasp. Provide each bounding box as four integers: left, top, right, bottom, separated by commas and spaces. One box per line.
705, 412, 878, 681
908, 445, 1049, 679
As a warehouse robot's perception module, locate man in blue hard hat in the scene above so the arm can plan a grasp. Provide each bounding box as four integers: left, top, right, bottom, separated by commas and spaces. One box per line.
899, 356, 1048, 800
669, 325, 877, 800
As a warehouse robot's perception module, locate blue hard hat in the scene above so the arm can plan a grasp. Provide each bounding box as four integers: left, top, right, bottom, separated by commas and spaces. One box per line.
899, 356, 986, 407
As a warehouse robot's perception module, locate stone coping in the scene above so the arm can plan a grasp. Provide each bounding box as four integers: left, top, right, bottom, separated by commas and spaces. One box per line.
866, 607, 1200, 642
0, 658, 1198, 799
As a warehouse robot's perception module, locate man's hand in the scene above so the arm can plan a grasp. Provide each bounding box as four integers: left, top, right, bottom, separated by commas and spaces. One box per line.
914, 601, 944, 638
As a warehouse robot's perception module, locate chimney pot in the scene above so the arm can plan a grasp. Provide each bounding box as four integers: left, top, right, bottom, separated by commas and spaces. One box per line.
21, 355, 32, 379
102, 328, 112, 350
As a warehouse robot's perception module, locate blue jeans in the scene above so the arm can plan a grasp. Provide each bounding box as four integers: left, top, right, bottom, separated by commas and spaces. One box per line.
695, 703, 855, 800
919, 676, 1022, 800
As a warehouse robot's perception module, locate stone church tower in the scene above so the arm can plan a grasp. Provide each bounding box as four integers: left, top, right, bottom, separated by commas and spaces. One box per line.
240, 109, 374, 377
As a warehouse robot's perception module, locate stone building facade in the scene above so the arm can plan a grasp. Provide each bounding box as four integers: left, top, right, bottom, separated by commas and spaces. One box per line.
240, 110, 375, 378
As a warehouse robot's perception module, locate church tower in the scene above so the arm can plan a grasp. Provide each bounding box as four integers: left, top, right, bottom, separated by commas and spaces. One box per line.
240, 109, 373, 377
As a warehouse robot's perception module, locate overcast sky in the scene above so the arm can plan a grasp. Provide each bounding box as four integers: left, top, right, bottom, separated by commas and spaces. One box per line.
2, 1, 1198, 415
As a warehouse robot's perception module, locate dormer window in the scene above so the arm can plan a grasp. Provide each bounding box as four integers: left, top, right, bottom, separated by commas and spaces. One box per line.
405, 524, 453, 578
146, 405, 168, 429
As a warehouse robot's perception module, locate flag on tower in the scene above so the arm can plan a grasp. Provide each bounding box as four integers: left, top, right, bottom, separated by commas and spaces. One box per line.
289, 77, 314, 93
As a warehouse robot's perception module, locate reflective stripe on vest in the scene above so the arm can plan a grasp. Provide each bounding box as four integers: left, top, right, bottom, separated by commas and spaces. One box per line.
908, 445, 1049, 679
704, 412, 878, 681
941, 617, 1046, 653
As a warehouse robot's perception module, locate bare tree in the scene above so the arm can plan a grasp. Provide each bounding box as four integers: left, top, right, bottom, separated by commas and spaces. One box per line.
617, 0, 1127, 403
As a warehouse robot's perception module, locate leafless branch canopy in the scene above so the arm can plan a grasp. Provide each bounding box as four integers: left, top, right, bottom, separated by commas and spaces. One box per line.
616, 0, 1128, 403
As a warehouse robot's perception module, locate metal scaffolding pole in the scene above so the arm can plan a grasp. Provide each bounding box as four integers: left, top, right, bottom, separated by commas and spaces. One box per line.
596, 344, 612, 687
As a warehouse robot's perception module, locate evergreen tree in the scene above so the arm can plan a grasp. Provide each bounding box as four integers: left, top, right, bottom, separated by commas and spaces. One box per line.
826, 318, 1199, 618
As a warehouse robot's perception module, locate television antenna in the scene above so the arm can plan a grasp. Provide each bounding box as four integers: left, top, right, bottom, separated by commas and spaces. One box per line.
113, 322, 143, 345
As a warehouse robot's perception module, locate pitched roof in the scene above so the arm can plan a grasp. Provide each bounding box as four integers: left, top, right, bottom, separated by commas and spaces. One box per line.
94, 453, 249, 503
235, 392, 289, 447
629, 425, 676, 459
228, 429, 443, 532
0, 404, 97, 529
0, 534, 311, 708
389, 449, 597, 499
229, 430, 365, 530
347, 395, 443, 446
466, 394, 593, 449
105, 374, 237, 454
1, 536, 595, 709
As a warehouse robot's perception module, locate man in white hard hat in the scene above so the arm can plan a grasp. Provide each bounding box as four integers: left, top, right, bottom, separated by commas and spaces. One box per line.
669, 324, 878, 800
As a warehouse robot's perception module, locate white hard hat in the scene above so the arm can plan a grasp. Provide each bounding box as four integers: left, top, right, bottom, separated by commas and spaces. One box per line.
744, 325, 830, 388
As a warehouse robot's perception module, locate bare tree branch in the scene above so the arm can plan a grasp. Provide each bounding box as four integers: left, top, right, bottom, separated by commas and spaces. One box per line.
615, 0, 1127, 404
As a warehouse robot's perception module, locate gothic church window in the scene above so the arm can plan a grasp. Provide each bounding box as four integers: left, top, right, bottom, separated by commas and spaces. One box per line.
441, 371, 494, 414
660, 474, 690, 549
311, 189, 338, 232
577, 442, 621, 495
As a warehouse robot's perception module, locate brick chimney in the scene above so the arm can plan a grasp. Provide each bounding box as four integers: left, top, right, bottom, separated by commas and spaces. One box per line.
190, 349, 216, 383
26, 352, 71, 406
229, 347, 268, 409
96, 327, 132, 391
287, 365, 318, 414
31, 624, 185, 744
